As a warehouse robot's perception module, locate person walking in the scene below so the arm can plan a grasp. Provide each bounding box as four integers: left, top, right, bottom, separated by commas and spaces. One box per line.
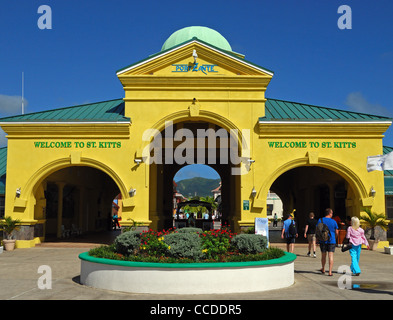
346, 216, 369, 276
317, 208, 338, 276
273, 213, 278, 227
112, 213, 121, 230
281, 212, 298, 253
304, 212, 317, 257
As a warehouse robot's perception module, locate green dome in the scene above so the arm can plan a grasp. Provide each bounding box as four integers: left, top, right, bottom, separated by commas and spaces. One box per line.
161, 26, 232, 52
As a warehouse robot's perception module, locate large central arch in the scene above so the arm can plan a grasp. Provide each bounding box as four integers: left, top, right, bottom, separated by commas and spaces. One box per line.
147, 115, 243, 231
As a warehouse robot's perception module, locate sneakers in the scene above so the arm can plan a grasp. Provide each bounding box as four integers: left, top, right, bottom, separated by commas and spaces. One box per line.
307, 251, 317, 257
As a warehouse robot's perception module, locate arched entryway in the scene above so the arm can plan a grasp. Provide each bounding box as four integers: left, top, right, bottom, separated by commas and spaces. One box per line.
147, 120, 242, 231
34, 166, 120, 241
269, 165, 359, 237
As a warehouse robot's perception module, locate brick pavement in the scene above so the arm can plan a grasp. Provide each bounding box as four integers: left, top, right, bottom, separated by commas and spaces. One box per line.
0, 234, 392, 300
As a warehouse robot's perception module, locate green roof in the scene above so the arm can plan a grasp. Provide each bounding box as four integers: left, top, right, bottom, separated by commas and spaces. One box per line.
260, 98, 393, 122
380, 146, 393, 194
385, 177, 393, 195
0, 147, 6, 177
0, 147, 7, 195
161, 26, 232, 52
384, 146, 393, 178
0, 99, 129, 123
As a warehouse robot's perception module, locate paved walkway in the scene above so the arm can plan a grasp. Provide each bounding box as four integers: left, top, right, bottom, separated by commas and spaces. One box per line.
0, 239, 392, 300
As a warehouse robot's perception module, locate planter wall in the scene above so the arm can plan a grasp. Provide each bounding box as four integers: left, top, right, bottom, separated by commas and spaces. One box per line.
79, 252, 296, 294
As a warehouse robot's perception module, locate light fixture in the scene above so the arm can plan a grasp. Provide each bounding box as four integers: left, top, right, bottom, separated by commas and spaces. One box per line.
16, 187, 21, 198
134, 158, 142, 165
247, 159, 255, 164
129, 188, 136, 197
370, 186, 376, 197
251, 187, 257, 198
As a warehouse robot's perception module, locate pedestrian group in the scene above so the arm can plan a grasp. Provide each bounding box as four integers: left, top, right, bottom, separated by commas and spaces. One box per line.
281, 208, 369, 277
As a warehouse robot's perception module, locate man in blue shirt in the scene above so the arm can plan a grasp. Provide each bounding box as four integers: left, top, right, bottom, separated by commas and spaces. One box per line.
317, 208, 338, 276
281, 212, 297, 253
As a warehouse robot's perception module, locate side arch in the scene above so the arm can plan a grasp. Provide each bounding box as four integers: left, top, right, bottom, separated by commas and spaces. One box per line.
257, 156, 368, 204
24, 156, 129, 202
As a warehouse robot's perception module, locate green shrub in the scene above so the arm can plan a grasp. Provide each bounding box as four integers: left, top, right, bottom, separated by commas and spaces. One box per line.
176, 227, 203, 234
114, 230, 141, 255
231, 234, 267, 254
163, 232, 202, 260
88, 244, 122, 260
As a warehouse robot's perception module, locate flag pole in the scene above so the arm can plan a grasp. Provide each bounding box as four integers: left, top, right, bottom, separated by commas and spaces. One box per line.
22, 71, 24, 115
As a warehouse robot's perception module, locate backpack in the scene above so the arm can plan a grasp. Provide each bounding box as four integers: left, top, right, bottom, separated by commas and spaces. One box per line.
288, 220, 297, 237
316, 218, 330, 242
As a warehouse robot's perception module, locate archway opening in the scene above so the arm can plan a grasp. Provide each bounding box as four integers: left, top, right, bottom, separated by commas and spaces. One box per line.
148, 120, 241, 231
269, 166, 355, 241
172, 164, 222, 230
35, 166, 120, 242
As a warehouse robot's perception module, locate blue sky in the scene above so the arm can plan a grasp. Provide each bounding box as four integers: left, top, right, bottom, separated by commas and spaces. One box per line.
0, 0, 392, 180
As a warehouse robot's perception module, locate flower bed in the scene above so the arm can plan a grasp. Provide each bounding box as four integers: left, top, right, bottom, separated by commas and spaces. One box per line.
88, 227, 284, 263
79, 227, 296, 294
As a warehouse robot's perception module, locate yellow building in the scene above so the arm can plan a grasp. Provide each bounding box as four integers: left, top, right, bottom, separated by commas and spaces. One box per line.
0, 26, 391, 248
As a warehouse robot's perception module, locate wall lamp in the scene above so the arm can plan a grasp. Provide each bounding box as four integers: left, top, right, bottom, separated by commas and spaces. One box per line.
251, 187, 257, 198
129, 188, 136, 197
16, 187, 21, 198
134, 158, 143, 165
370, 186, 376, 197
247, 159, 255, 164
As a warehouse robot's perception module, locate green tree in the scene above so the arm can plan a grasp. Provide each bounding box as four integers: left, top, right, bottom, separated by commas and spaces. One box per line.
360, 208, 390, 240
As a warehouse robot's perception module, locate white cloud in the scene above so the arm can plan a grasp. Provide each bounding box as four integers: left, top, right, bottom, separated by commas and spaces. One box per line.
0, 94, 27, 117
345, 92, 391, 117
0, 94, 28, 148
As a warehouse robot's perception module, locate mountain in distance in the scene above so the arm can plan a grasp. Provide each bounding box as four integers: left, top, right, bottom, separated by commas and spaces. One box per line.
176, 177, 221, 198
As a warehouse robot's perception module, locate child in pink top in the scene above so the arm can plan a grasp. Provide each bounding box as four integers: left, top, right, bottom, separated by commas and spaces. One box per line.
346, 216, 369, 275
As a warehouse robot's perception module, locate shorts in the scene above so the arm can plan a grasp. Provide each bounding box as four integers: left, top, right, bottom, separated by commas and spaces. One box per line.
286, 237, 296, 244
307, 234, 316, 241
319, 243, 335, 253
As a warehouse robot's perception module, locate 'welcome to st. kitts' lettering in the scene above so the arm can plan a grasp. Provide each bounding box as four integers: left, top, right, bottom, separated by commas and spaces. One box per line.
268, 141, 356, 149
34, 141, 122, 148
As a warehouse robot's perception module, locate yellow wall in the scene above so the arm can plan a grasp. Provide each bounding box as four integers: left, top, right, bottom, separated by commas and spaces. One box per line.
1, 40, 390, 246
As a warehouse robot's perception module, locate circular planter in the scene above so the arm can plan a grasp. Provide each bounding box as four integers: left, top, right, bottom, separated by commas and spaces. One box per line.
79, 252, 296, 294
